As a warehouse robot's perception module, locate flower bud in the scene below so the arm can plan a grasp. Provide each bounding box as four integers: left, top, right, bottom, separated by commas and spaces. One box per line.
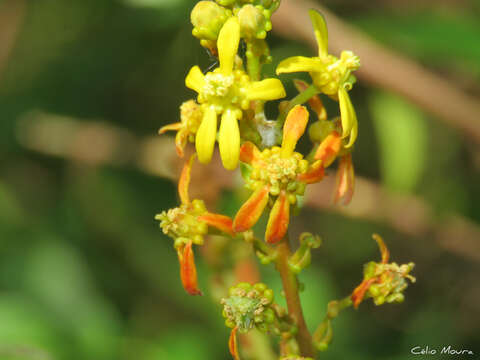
237, 4, 268, 39
191, 1, 231, 45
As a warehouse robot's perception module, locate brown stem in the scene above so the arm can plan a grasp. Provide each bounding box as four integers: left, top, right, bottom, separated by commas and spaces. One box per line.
275, 238, 315, 357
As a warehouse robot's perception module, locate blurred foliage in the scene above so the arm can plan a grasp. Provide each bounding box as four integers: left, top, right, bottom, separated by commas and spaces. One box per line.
0, 0, 479, 359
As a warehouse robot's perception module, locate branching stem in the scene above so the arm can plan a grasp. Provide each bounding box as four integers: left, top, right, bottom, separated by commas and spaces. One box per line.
275, 237, 315, 357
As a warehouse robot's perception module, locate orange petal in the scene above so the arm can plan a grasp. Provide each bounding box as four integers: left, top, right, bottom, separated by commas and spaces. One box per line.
178, 241, 202, 296
198, 212, 234, 236
298, 159, 325, 184
293, 79, 327, 121
373, 234, 390, 264
314, 131, 341, 167
229, 327, 240, 360
351, 278, 376, 309
178, 155, 195, 205
174, 130, 187, 158
239, 141, 261, 164
233, 186, 270, 232
333, 153, 354, 205
159, 122, 182, 134
265, 191, 290, 244
281, 105, 309, 158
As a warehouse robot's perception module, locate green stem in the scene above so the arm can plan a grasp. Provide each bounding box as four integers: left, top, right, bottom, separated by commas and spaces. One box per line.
277, 84, 319, 127
275, 238, 315, 357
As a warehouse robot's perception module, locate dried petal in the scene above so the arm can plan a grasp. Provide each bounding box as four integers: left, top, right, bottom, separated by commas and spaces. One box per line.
265, 191, 290, 244
198, 212, 234, 236
351, 278, 376, 309
158, 122, 182, 135
298, 160, 325, 184
333, 154, 354, 205
229, 327, 240, 360
178, 155, 195, 205
239, 141, 261, 164
314, 131, 341, 167
233, 185, 270, 232
373, 233, 390, 264
178, 241, 202, 296
281, 105, 309, 158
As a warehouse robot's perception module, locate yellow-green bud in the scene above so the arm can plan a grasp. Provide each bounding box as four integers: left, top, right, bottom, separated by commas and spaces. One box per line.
237, 5, 268, 39
191, 1, 231, 42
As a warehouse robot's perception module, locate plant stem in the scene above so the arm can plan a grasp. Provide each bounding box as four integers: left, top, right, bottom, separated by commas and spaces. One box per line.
277, 84, 319, 127
275, 238, 315, 357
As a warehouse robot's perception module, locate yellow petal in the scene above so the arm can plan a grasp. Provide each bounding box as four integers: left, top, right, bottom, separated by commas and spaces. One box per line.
281, 105, 309, 158
247, 78, 286, 101
195, 106, 217, 164
308, 9, 328, 58
185, 66, 205, 93
276, 56, 322, 75
218, 109, 240, 170
338, 86, 358, 148
218, 17, 240, 74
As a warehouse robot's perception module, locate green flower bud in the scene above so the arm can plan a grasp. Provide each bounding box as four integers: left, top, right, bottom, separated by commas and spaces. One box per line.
308, 119, 337, 143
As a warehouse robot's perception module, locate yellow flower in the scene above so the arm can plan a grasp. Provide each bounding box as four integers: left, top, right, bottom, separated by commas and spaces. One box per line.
185, 17, 285, 170
276, 10, 360, 148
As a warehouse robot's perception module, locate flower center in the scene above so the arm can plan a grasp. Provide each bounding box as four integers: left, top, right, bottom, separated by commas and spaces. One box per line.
203, 72, 234, 98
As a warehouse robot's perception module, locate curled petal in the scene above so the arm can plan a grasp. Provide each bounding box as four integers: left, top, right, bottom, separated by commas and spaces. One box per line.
281, 105, 309, 158
298, 159, 325, 184
247, 79, 286, 101
265, 191, 290, 244
351, 278, 376, 309
198, 212, 234, 236
276, 56, 323, 75
218, 17, 240, 74
239, 141, 261, 164
293, 79, 327, 121
334, 154, 355, 205
195, 106, 217, 164
219, 110, 240, 170
314, 131, 341, 167
233, 185, 270, 233
185, 66, 205, 93
178, 241, 202, 296
373, 234, 390, 264
309, 9, 328, 58
158, 122, 182, 135
174, 130, 187, 158
229, 327, 240, 360
338, 86, 358, 148
178, 154, 195, 205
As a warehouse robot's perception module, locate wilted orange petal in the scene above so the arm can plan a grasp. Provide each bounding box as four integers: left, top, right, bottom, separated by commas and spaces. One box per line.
281, 105, 309, 158
293, 79, 327, 121
229, 327, 240, 360
198, 212, 234, 236
265, 191, 290, 244
314, 131, 341, 167
239, 141, 261, 164
178, 241, 202, 296
233, 186, 270, 232
351, 278, 376, 309
333, 153, 354, 205
373, 234, 390, 264
178, 154, 195, 205
298, 159, 325, 184
158, 122, 182, 135
174, 130, 187, 158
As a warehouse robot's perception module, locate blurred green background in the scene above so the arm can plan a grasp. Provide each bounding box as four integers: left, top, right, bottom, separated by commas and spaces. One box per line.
0, 0, 479, 359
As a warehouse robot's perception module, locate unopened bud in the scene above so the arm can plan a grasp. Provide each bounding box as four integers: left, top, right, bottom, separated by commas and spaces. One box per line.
237, 4, 268, 39
191, 1, 231, 45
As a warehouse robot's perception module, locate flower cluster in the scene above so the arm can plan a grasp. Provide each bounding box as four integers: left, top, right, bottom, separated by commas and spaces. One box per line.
351, 234, 416, 308
155, 156, 234, 295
